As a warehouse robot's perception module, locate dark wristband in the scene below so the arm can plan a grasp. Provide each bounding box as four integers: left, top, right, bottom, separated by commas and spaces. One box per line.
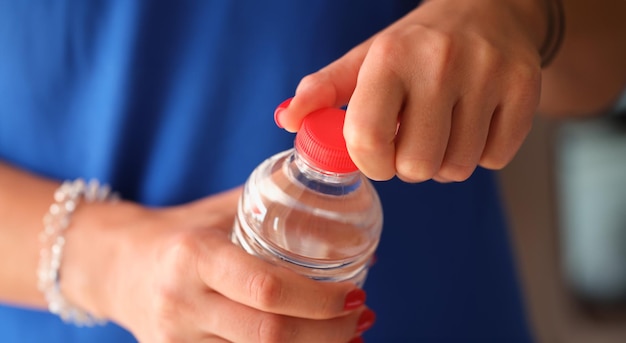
539, 0, 565, 67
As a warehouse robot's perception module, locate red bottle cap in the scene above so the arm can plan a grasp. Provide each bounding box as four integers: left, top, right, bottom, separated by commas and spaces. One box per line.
293, 106, 358, 173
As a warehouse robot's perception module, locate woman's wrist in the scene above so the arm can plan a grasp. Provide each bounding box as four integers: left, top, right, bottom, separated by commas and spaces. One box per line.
59, 197, 148, 323
417, 0, 556, 64
501, 0, 549, 53
459, 0, 563, 66
538, 0, 565, 67
37, 179, 120, 325
506, 0, 565, 67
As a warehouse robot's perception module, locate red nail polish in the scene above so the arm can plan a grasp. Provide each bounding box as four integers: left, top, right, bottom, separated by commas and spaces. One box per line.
273, 98, 293, 128
274, 107, 285, 128
344, 289, 366, 310
356, 309, 376, 333
349, 336, 364, 343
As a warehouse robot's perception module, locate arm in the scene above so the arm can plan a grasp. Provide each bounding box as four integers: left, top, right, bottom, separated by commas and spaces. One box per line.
0, 163, 56, 308
540, 0, 626, 117
0, 161, 370, 342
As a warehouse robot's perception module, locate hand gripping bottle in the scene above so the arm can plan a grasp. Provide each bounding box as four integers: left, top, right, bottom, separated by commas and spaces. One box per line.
231, 101, 383, 286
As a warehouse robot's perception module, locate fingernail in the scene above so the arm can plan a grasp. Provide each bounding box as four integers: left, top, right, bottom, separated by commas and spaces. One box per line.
344, 289, 366, 310
356, 309, 376, 333
349, 336, 364, 343
274, 108, 285, 128
274, 98, 293, 128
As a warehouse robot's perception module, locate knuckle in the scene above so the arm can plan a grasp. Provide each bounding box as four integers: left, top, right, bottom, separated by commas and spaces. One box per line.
256, 314, 296, 343
509, 64, 542, 105
369, 26, 454, 78
296, 71, 338, 103
298, 72, 329, 92
437, 161, 476, 182
344, 125, 393, 156
368, 33, 403, 62
416, 29, 454, 84
473, 36, 502, 67
396, 158, 438, 183
482, 123, 531, 171
247, 272, 284, 311
153, 282, 183, 322
480, 151, 512, 170
149, 235, 199, 333
511, 60, 541, 84
344, 124, 396, 181
427, 29, 454, 62
161, 231, 200, 272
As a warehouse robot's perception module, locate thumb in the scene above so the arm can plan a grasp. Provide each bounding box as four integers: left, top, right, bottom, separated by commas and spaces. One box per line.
276, 40, 373, 133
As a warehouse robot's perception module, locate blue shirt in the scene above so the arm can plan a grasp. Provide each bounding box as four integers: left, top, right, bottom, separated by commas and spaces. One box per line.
0, 1, 533, 342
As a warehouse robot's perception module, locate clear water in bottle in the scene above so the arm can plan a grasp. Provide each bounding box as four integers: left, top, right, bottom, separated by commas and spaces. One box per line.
231, 103, 383, 286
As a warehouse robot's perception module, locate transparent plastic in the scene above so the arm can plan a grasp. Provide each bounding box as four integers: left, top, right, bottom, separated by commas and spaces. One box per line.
231, 148, 383, 286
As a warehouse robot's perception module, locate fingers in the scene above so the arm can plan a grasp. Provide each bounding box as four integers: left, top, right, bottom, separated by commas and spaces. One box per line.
135, 203, 371, 343
342, 39, 405, 181
198, 235, 364, 320
196, 291, 372, 343
138, 217, 372, 342
432, 99, 491, 182
434, 55, 501, 182
480, 65, 540, 169
278, 7, 542, 183
346, 27, 458, 182
276, 40, 373, 133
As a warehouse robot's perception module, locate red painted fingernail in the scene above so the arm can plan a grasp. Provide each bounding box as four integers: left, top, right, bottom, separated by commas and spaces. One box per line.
273, 98, 293, 128
349, 336, 364, 343
344, 289, 366, 310
356, 309, 376, 333
274, 108, 285, 128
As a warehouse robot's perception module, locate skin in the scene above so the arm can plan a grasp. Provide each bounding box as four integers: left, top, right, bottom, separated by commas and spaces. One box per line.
540, 0, 626, 117
278, 0, 626, 183
2, 0, 626, 342
0, 163, 369, 343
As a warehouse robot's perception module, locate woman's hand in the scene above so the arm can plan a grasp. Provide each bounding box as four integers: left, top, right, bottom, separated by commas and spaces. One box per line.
62, 188, 372, 343
277, 0, 547, 183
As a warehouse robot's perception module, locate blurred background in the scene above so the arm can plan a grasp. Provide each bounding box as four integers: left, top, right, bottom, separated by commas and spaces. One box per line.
499, 112, 626, 343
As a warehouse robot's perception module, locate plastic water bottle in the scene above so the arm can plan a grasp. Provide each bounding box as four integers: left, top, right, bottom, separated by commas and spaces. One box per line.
231, 101, 383, 286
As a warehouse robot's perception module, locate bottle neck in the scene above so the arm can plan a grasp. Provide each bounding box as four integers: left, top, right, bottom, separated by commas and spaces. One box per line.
287, 149, 362, 195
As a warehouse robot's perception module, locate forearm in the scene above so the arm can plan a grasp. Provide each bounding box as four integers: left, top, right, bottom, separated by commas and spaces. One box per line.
0, 160, 147, 321
539, 0, 626, 117
0, 161, 58, 308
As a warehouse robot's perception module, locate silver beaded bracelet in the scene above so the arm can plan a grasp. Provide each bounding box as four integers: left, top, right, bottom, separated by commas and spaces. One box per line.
37, 178, 118, 326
